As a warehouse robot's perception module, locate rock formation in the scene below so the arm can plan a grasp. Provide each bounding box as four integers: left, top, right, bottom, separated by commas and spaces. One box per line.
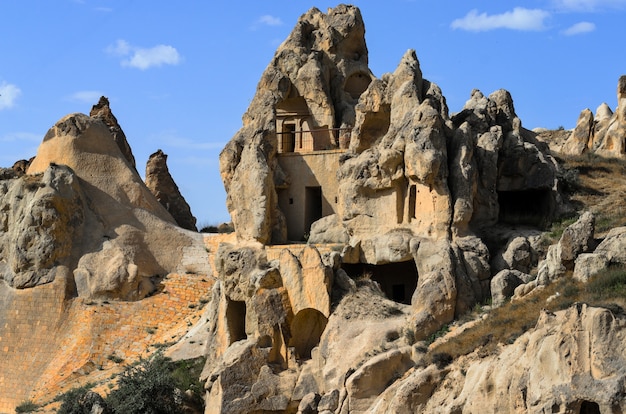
205, 5, 563, 413
5, 4, 625, 414
372, 304, 626, 413
561, 75, 626, 157
0, 111, 209, 299
145, 149, 198, 231
218, 4, 559, 344
90, 96, 137, 170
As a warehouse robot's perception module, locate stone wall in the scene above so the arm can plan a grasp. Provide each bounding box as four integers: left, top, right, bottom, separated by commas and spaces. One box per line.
277, 150, 345, 241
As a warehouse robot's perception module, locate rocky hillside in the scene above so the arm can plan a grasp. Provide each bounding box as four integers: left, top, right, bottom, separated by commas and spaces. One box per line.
2, 4, 626, 414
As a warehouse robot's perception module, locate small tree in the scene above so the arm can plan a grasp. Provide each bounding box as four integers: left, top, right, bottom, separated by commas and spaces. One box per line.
107, 353, 179, 414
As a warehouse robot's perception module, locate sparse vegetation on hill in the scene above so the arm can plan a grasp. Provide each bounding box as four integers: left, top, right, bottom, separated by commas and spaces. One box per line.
556, 152, 626, 235
55, 354, 206, 414
429, 147, 626, 363
429, 267, 626, 361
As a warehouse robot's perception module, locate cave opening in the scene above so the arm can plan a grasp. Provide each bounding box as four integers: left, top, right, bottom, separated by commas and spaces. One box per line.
579, 400, 600, 414
226, 298, 247, 344
497, 189, 553, 227
342, 261, 418, 305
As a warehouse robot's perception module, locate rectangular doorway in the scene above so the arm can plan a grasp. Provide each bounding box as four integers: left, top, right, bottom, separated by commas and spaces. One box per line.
305, 186, 323, 238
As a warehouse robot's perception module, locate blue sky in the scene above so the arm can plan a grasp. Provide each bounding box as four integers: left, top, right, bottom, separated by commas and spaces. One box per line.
1, 1, 625, 225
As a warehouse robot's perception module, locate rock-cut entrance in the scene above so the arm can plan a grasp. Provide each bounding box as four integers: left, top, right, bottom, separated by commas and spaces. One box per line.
342, 261, 418, 305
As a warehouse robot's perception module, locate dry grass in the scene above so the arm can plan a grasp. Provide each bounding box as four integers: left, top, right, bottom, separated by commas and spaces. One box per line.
556, 152, 626, 237
429, 268, 626, 361
428, 148, 626, 363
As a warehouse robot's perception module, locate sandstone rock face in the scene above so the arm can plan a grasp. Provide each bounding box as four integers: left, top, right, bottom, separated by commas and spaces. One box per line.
145, 149, 198, 231
220, 5, 558, 246
2, 112, 210, 299
573, 225, 626, 281
536, 212, 595, 285
491, 269, 533, 306
90, 96, 136, 170
561, 75, 626, 158
209, 6, 563, 411
371, 304, 626, 413
0, 165, 85, 288
220, 5, 370, 244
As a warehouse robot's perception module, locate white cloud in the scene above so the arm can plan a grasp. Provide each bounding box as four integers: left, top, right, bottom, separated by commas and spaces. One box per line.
67, 90, 104, 103
552, 0, 626, 11
0, 82, 21, 110
451, 8, 551, 32
562, 21, 596, 35
106, 39, 181, 70
251, 14, 283, 30
258, 15, 283, 26
106, 39, 131, 56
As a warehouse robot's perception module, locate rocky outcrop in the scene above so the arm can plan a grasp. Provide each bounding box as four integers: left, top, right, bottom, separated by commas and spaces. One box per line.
0, 112, 210, 299
220, 5, 371, 245
561, 75, 626, 158
145, 149, 198, 231
210, 6, 563, 411
89, 96, 136, 170
221, 7, 559, 248
536, 212, 595, 285
574, 225, 626, 282
371, 304, 626, 413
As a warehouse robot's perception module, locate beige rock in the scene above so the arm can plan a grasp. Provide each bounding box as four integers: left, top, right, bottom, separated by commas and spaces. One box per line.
345, 347, 413, 413
1, 113, 208, 299
569, 76, 626, 158
593, 226, 626, 263
409, 239, 457, 340
380, 304, 626, 413
279, 246, 333, 358
537, 212, 595, 285
491, 269, 533, 306
220, 5, 370, 244
89, 96, 136, 170
145, 149, 197, 231
0, 165, 85, 289
365, 364, 441, 414
573, 253, 610, 282
316, 283, 410, 392
491, 236, 535, 274
562, 108, 594, 155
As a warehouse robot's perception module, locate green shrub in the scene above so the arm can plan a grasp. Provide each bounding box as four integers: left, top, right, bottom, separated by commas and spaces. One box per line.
426, 324, 450, 345
15, 400, 39, 413
107, 353, 178, 414
56, 385, 99, 414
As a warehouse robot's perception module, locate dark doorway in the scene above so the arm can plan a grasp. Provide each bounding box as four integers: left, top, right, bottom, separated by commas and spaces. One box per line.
579, 401, 600, 414
226, 299, 247, 344
408, 184, 416, 221
498, 189, 552, 227
342, 261, 418, 305
305, 186, 323, 237
282, 123, 296, 152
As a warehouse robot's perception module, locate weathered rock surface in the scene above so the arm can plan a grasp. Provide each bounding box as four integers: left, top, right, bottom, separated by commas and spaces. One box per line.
491, 269, 533, 306
573, 225, 626, 281
536, 212, 595, 285
371, 304, 626, 413
0, 112, 209, 299
208, 6, 565, 412
561, 75, 626, 158
90, 96, 136, 170
221, 5, 559, 246
145, 149, 198, 231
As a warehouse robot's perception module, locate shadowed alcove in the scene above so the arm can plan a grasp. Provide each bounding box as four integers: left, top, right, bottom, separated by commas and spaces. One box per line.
342, 261, 418, 305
